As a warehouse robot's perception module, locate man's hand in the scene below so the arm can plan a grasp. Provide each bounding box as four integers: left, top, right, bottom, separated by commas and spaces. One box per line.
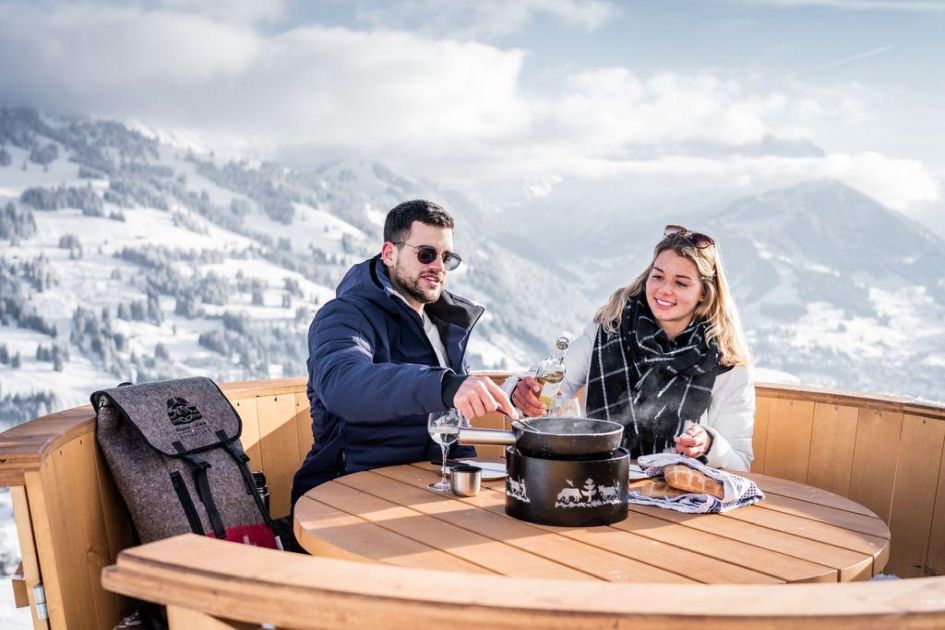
674, 423, 713, 458
453, 375, 518, 420
511, 376, 547, 417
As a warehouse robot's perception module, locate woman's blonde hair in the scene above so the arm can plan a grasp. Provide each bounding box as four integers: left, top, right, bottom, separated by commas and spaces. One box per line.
593, 235, 751, 367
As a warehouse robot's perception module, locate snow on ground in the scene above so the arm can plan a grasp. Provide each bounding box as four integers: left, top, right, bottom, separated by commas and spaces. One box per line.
158, 147, 245, 209
0, 489, 31, 629
320, 161, 399, 198
785, 288, 945, 364
870, 286, 944, 338
294, 202, 367, 239
466, 336, 514, 370
0, 145, 83, 199
365, 208, 386, 227
0, 489, 20, 573
30, 206, 251, 253
0, 330, 116, 409
0, 577, 31, 629
791, 302, 891, 359
197, 257, 335, 305
238, 201, 370, 257
758, 261, 800, 306
754, 366, 802, 385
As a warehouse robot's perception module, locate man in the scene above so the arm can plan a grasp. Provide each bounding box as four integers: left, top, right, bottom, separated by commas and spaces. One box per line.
291, 199, 517, 504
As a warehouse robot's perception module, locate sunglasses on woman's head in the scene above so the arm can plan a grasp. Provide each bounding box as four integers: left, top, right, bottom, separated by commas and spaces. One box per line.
394, 242, 463, 271
664, 224, 715, 249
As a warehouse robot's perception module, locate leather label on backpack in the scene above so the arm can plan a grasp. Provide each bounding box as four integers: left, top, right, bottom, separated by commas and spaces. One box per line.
167, 397, 203, 426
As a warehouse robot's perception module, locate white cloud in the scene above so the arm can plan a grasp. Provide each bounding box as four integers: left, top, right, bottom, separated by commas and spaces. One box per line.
732, 0, 945, 11
155, 0, 289, 24
355, 0, 622, 39
817, 152, 940, 209
540, 69, 780, 150
0, 1, 937, 214
0, 3, 529, 150
523, 175, 563, 199
590, 152, 940, 211
0, 5, 262, 103
264, 27, 530, 146
810, 45, 893, 73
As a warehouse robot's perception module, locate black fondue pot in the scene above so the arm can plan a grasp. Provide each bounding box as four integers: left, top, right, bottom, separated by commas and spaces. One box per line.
459, 417, 630, 526
505, 446, 629, 526
458, 416, 624, 458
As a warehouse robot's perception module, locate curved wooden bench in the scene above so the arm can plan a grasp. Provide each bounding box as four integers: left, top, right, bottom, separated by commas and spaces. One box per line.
103, 534, 945, 629
1, 376, 944, 628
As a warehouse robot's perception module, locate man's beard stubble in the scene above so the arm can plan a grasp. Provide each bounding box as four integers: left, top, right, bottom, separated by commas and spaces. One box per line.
391, 262, 444, 305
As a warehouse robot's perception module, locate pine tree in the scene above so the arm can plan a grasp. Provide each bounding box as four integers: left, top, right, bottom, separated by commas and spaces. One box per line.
581, 478, 596, 502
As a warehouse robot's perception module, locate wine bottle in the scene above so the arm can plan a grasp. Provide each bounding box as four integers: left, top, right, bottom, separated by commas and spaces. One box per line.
535, 336, 569, 408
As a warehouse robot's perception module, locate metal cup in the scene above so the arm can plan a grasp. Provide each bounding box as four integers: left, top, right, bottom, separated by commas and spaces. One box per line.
451, 464, 481, 497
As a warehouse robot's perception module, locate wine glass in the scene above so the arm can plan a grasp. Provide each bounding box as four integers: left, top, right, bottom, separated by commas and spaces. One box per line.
428, 408, 465, 491
550, 395, 581, 417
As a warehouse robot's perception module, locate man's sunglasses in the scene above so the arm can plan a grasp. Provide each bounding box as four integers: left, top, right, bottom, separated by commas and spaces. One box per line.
664, 224, 715, 249
394, 242, 463, 271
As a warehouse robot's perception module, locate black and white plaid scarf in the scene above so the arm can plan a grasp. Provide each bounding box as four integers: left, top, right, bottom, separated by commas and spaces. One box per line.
585, 295, 720, 459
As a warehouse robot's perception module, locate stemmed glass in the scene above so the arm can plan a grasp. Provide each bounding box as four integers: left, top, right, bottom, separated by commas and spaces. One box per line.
550, 395, 581, 417
428, 408, 466, 491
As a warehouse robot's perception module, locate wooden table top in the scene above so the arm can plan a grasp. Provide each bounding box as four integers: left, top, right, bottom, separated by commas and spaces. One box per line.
294, 462, 890, 584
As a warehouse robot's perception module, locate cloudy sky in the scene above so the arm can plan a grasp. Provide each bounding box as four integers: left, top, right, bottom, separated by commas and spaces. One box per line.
0, 0, 942, 217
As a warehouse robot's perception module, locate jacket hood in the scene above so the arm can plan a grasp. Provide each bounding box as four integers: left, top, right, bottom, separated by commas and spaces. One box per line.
337, 255, 484, 330
335, 255, 400, 315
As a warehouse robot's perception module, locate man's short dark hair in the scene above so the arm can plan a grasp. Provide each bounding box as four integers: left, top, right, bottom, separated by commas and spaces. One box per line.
383, 200, 454, 243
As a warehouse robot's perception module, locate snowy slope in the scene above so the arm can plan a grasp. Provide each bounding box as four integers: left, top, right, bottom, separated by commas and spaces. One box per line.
708, 180, 945, 400
0, 106, 592, 426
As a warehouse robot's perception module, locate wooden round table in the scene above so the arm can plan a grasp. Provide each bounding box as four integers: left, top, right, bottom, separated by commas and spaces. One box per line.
294, 462, 890, 584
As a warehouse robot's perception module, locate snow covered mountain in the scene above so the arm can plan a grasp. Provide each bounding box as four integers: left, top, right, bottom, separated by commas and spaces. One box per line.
1, 106, 943, 428
535, 178, 945, 402
708, 180, 945, 400
0, 106, 592, 424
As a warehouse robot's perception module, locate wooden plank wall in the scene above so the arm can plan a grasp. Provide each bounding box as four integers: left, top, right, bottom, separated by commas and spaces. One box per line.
752, 393, 945, 578
233, 382, 511, 519
230, 392, 305, 519
240, 380, 945, 577
22, 429, 135, 629
13, 379, 943, 630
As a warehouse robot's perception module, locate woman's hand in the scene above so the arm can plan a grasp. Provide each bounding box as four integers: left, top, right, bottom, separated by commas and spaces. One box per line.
674, 423, 713, 458
511, 376, 547, 417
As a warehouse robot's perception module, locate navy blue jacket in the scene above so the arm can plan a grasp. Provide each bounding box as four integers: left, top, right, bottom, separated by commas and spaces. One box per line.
291, 255, 481, 505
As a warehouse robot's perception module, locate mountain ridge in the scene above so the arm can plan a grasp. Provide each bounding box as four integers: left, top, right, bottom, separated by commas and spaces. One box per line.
0, 106, 591, 422
1, 105, 944, 425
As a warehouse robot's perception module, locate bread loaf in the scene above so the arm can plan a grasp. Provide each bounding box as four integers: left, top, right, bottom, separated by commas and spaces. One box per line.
629, 479, 686, 498
663, 464, 724, 499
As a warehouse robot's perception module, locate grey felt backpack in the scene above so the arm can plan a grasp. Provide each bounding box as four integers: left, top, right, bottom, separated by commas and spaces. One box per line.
92, 377, 278, 548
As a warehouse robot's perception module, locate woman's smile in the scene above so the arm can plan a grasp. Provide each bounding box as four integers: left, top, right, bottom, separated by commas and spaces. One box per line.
645, 250, 704, 339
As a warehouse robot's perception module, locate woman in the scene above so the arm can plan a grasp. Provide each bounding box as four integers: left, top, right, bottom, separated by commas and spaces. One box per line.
509, 225, 754, 470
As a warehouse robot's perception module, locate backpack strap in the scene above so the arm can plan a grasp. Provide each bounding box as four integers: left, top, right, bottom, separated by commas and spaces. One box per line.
173, 441, 226, 539
216, 430, 274, 527
169, 471, 205, 536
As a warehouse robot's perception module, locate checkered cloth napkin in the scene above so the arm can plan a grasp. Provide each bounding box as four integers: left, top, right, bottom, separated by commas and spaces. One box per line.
628, 453, 765, 513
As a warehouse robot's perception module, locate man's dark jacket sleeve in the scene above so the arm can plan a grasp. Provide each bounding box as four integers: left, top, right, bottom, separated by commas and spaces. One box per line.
310, 300, 451, 423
